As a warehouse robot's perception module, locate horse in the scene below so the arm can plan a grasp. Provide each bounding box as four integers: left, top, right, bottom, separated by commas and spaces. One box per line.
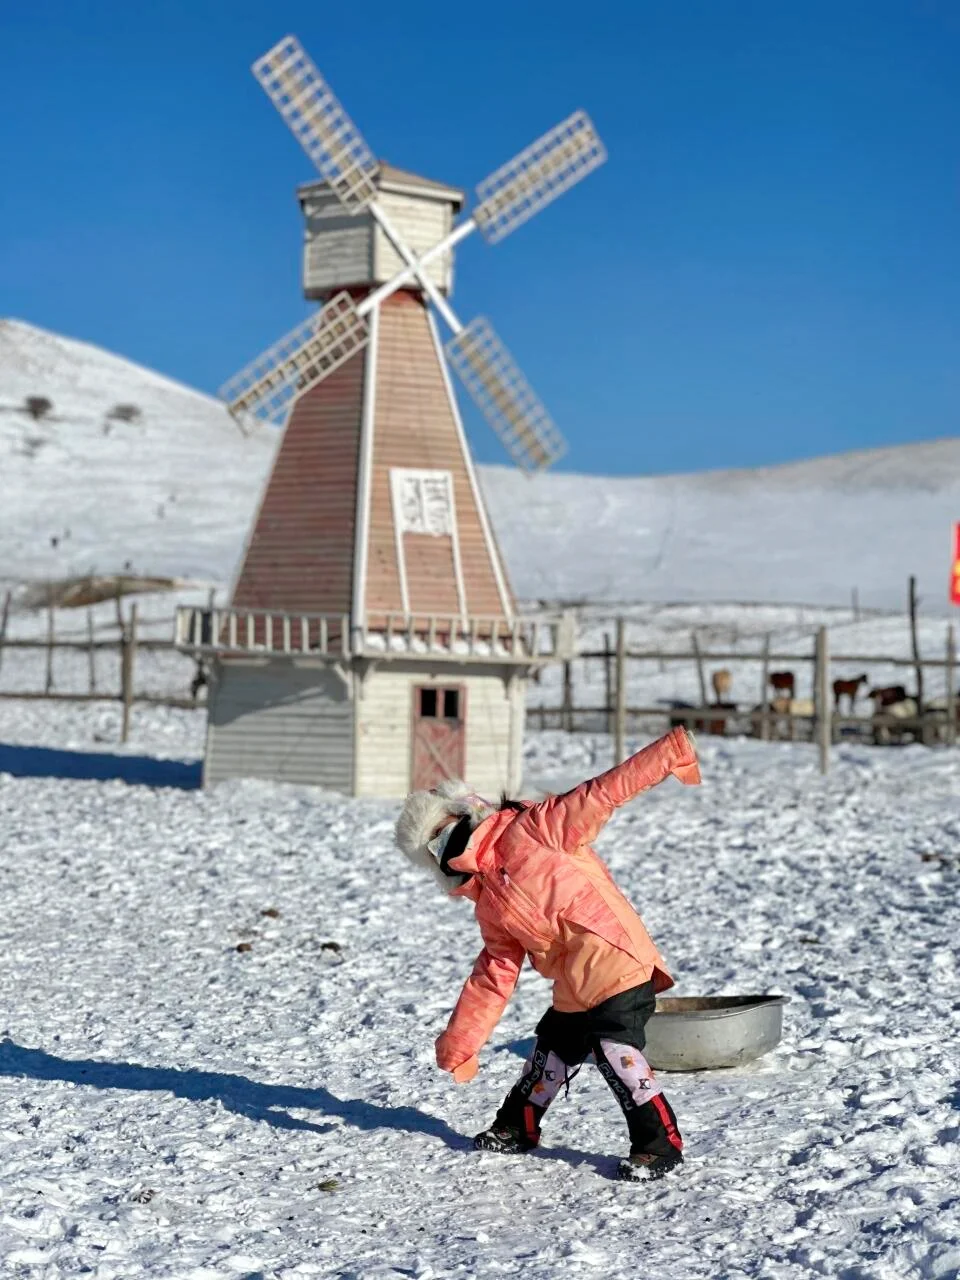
769, 671, 795, 700
832, 673, 868, 712
868, 684, 908, 709
711, 669, 732, 704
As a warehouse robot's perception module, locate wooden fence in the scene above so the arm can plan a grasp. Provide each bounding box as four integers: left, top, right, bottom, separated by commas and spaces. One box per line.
539, 620, 959, 775
0, 596, 203, 742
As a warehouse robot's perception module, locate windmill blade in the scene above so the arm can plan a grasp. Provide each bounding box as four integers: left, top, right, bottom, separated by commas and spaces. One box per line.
445, 318, 567, 472
252, 35, 379, 212
220, 291, 370, 427
473, 111, 606, 245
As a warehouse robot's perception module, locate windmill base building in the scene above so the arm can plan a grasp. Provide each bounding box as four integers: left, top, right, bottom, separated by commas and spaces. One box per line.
176, 36, 599, 798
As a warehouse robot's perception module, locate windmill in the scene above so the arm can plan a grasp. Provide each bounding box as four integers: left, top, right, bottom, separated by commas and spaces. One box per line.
222, 34, 605, 472
190, 34, 605, 798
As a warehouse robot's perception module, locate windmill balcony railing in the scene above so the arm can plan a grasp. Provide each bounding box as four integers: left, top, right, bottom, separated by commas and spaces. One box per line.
174, 606, 568, 664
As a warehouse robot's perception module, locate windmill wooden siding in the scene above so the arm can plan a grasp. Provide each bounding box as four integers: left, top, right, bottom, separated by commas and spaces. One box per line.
204, 662, 353, 790
373, 189, 455, 291
364, 291, 510, 620
353, 665, 525, 798
300, 170, 460, 298
231, 352, 365, 615
204, 662, 523, 798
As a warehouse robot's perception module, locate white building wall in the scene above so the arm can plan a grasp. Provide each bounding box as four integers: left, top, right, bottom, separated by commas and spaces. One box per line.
205, 659, 353, 790
354, 663, 524, 799
372, 191, 454, 293
301, 187, 454, 297
301, 191, 372, 294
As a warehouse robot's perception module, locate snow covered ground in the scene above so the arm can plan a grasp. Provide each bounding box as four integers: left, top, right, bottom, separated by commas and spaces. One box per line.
0, 700, 958, 1279
4, 318, 960, 615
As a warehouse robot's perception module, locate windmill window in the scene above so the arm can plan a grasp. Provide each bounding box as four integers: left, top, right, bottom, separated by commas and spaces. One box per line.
417, 687, 462, 720
443, 689, 460, 719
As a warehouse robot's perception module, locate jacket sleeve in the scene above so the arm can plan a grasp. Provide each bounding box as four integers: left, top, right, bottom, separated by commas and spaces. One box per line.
520, 726, 700, 852
435, 916, 526, 1075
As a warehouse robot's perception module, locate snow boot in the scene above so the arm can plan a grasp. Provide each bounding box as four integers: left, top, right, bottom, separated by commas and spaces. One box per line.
474, 1092, 547, 1153
616, 1150, 684, 1182
473, 1123, 536, 1154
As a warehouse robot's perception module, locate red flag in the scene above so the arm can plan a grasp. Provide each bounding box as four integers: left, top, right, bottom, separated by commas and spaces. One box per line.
951, 523, 960, 606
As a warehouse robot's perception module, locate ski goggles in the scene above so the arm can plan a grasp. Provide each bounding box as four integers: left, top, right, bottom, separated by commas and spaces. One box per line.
426, 823, 456, 865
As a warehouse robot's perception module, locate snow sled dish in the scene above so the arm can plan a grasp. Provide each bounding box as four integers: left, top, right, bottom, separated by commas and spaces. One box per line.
643, 995, 789, 1072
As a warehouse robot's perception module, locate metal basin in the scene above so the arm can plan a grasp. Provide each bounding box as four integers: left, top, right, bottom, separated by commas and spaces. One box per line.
644, 995, 790, 1072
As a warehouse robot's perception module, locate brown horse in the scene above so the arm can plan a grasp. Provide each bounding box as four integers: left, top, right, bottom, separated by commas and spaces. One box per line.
832, 673, 868, 712
868, 684, 908, 709
769, 671, 795, 700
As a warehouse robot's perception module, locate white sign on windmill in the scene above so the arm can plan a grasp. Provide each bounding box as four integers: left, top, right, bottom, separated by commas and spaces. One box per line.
220, 34, 607, 473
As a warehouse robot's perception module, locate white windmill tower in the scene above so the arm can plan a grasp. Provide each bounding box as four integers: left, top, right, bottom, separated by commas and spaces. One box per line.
184, 35, 605, 797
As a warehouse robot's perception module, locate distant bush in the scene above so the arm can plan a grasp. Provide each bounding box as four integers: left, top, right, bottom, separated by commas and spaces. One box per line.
23, 395, 52, 421
107, 403, 142, 424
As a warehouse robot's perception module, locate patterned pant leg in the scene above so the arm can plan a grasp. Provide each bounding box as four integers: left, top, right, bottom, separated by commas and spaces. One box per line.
493, 1040, 585, 1146
594, 1038, 683, 1156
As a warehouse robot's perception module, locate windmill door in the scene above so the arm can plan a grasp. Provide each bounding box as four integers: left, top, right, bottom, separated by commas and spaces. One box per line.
412, 685, 466, 790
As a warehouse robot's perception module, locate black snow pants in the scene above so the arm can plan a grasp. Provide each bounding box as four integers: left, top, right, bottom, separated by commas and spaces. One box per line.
492, 981, 683, 1157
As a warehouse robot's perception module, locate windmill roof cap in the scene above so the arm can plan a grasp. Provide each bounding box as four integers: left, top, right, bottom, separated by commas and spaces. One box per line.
298, 161, 464, 209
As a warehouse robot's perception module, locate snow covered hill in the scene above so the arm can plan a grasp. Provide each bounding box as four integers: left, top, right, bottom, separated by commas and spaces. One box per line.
0, 320, 276, 589
3, 318, 959, 613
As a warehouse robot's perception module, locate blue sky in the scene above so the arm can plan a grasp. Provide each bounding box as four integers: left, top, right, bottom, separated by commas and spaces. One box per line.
1, 0, 958, 475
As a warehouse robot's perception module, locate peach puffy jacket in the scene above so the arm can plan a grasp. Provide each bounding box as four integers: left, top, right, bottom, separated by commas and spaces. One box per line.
435, 727, 701, 1081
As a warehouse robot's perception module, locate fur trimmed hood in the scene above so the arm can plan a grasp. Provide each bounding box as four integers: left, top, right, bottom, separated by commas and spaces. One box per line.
394, 779, 497, 891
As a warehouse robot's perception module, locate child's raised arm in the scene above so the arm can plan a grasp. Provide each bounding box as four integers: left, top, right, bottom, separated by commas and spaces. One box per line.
520, 726, 700, 852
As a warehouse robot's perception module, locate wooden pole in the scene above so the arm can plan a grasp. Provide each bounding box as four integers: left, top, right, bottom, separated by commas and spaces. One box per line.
816, 625, 831, 774
87, 607, 96, 693
603, 630, 613, 735
852, 587, 860, 622
0, 589, 11, 678
909, 575, 924, 712
562, 660, 573, 733
759, 632, 771, 740
615, 617, 627, 764
121, 602, 138, 744
45, 604, 55, 693
947, 624, 957, 748
691, 630, 708, 707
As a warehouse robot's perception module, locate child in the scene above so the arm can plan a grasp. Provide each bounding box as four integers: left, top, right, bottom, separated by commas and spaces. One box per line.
394, 725, 701, 1181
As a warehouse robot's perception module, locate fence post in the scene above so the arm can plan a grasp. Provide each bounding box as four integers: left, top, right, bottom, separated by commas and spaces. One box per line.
691, 630, 708, 707
759, 632, 771, 740
121, 602, 138, 744
603, 631, 613, 735
87, 607, 97, 693
909, 575, 924, 714
815, 625, 831, 774
45, 604, 55, 693
947, 624, 957, 748
615, 617, 627, 764
0, 589, 10, 678
562, 659, 573, 733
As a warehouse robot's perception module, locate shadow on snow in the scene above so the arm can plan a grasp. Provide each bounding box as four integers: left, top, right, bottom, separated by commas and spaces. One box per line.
0, 1039, 467, 1149
0, 743, 201, 790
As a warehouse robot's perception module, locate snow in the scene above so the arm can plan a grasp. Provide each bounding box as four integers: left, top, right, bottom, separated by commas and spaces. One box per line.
3, 319, 960, 1277
1, 699, 958, 1278
4, 318, 960, 614
0, 320, 275, 588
